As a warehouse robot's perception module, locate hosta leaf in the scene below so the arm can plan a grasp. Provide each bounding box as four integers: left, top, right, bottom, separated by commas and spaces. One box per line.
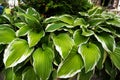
3, 39, 34, 68
94, 32, 116, 53
45, 23, 66, 32
73, 29, 89, 46
0, 44, 5, 53
110, 47, 120, 70
78, 12, 89, 17
52, 33, 74, 59
89, 18, 104, 26
78, 43, 101, 72
74, 18, 87, 27
82, 28, 94, 36
14, 22, 27, 28
78, 70, 94, 80
33, 47, 54, 80
99, 26, 115, 33
44, 16, 59, 23
22, 67, 37, 80
57, 46, 83, 78
59, 14, 74, 25
28, 30, 45, 47
0, 25, 16, 44
16, 25, 30, 37
106, 19, 120, 27
26, 7, 40, 20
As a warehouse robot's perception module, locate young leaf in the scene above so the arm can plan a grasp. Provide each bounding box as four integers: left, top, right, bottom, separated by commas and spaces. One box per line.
3, 39, 34, 68
59, 14, 74, 25
73, 29, 89, 46
52, 33, 74, 59
45, 23, 66, 32
110, 47, 120, 70
94, 32, 116, 53
22, 67, 37, 80
57, 46, 84, 78
78, 43, 101, 72
32, 47, 54, 80
27, 30, 45, 47
0, 25, 16, 44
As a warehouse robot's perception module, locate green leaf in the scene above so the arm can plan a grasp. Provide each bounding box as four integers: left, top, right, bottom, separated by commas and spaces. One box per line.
22, 67, 38, 80
0, 24, 16, 44
52, 33, 74, 59
110, 47, 120, 70
89, 18, 104, 26
16, 25, 30, 37
28, 30, 45, 47
45, 23, 66, 32
59, 14, 74, 25
78, 70, 94, 80
0, 44, 5, 53
3, 39, 34, 68
106, 19, 120, 27
33, 47, 54, 80
78, 43, 101, 72
73, 29, 89, 46
57, 46, 83, 78
74, 18, 87, 27
44, 16, 59, 23
94, 32, 116, 53
78, 12, 89, 17
26, 7, 41, 20
82, 28, 94, 36
14, 22, 27, 28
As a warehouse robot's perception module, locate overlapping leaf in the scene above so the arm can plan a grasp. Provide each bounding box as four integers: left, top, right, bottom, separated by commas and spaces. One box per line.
27, 30, 45, 47
3, 39, 34, 68
52, 33, 74, 59
57, 46, 83, 78
0, 24, 16, 44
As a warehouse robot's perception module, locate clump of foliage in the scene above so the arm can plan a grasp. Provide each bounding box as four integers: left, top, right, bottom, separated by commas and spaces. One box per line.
1, 0, 120, 80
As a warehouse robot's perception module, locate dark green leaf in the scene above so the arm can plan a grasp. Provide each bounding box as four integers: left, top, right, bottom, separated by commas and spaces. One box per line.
0, 25, 16, 44
57, 46, 83, 78
110, 47, 120, 70
52, 33, 74, 59
22, 67, 38, 80
3, 39, 34, 68
78, 43, 101, 72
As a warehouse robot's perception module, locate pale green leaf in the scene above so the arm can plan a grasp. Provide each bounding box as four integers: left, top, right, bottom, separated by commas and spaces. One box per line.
3, 39, 34, 68
110, 47, 120, 70
73, 29, 89, 46
78, 43, 101, 72
59, 14, 74, 25
33, 47, 54, 80
14, 22, 27, 28
57, 46, 83, 78
45, 23, 66, 32
78, 12, 89, 17
52, 33, 74, 59
28, 30, 45, 47
22, 67, 37, 80
82, 28, 94, 36
16, 25, 30, 37
0, 25, 16, 44
94, 32, 116, 53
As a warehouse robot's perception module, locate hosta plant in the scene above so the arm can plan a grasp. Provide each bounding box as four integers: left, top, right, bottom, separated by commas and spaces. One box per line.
0, 5, 120, 80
